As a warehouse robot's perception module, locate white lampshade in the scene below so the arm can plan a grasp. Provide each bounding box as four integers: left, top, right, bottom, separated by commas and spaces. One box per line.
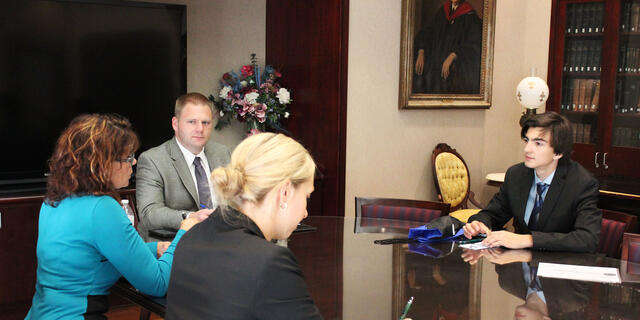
516, 76, 549, 109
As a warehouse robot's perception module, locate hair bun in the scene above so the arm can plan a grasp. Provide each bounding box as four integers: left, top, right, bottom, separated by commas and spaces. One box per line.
211, 166, 244, 204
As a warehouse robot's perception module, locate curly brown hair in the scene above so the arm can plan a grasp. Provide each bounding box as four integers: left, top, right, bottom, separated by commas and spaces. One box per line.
45, 114, 140, 206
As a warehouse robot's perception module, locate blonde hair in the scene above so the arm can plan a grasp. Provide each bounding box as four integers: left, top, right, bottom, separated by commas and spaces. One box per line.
211, 133, 315, 211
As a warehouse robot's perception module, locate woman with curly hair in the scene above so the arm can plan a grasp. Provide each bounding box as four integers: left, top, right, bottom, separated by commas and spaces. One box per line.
26, 114, 199, 320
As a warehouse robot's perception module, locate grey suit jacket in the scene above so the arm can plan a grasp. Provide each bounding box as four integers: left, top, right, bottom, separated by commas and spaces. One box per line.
136, 137, 231, 241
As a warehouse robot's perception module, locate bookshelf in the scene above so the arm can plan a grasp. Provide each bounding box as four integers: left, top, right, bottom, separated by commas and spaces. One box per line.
548, 0, 640, 180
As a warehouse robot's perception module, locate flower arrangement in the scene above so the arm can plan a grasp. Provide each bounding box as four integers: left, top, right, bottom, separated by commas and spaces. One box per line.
210, 54, 292, 135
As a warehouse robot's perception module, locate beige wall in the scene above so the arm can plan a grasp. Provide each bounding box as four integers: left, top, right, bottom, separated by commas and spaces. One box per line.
345, 0, 552, 216
138, 0, 551, 215
140, 0, 265, 148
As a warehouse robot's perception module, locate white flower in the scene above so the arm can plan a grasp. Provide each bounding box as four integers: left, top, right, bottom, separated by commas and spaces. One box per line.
219, 86, 232, 99
244, 92, 259, 104
277, 88, 291, 104
284, 112, 290, 119
240, 80, 248, 88
219, 111, 224, 117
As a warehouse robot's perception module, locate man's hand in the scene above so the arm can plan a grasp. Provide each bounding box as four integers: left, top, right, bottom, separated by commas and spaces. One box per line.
461, 248, 484, 265
157, 241, 171, 257
461, 248, 533, 265
463, 221, 491, 239
190, 208, 214, 221
441, 52, 457, 79
482, 231, 533, 249
481, 248, 532, 265
415, 49, 425, 75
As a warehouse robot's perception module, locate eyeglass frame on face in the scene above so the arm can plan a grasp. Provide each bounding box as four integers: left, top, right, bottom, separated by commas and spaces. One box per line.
117, 154, 136, 166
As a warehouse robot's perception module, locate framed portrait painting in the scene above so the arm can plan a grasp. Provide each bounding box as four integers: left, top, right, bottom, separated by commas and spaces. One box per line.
399, 0, 496, 109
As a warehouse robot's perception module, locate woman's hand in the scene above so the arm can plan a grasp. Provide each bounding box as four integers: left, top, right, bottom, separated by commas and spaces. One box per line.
157, 241, 171, 257
179, 216, 200, 231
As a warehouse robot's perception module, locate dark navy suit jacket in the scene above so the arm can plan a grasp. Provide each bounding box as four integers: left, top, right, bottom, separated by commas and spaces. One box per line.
469, 161, 601, 252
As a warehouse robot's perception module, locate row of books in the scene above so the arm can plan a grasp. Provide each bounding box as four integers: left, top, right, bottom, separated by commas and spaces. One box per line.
563, 39, 602, 73
617, 45, 640, 73
560, 79, 600, 112
621, 2, 640, 32
614, 79, 640, 113
613, 126, 640, 148
565, 2, 604, 34
571, 122, 593, 144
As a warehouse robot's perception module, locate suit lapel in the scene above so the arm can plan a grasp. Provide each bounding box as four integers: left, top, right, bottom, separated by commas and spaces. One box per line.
205, 142, 224, 171
536, 164, 568, 230
513, 166, 534, 223
169, 138, 199, 204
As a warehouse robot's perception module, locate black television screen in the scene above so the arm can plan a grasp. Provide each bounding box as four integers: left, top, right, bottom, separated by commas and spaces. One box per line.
0, 0, 186, 194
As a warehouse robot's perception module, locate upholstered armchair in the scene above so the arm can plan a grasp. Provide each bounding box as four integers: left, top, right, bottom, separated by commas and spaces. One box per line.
598, 209, 637, 258
354, 197, 450, 233
432, 143, 483, 223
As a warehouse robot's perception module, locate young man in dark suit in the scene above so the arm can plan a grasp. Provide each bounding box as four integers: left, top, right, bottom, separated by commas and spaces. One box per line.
463, 112, 601, 252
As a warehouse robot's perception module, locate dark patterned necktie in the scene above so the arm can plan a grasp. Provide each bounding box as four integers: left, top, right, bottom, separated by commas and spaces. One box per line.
528, 183, 549, 231
193, 157, 212, 209
529, 265, 543, 292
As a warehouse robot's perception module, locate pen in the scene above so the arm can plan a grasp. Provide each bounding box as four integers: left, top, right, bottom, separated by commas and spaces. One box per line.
459, 238, 484, 244
199, 204, 209, 209
399, 296, 413, 320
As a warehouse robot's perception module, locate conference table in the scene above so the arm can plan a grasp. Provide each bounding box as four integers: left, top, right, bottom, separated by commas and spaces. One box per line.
114, 216, 640, 319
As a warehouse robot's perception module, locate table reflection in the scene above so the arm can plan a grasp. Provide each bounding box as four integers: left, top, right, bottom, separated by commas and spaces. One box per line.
289, 216, 640, 320
115, 216, 640, 320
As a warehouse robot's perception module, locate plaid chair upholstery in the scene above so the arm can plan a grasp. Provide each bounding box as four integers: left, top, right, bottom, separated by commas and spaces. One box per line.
362, 204, 443, 222
629, 242, 640, 263
354, 197, 450, 233
598, 210, 638, 258
622, 233, 640, 264
598, 218, 627, 258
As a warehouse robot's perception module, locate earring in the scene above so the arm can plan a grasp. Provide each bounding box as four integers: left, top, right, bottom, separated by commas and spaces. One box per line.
280, 203, 288, 210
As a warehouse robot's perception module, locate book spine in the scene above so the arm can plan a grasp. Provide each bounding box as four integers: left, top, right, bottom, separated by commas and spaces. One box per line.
567, 4, 574, 34
591, 80, 600, 112
578, 78, 587, 111
584, 124, 591, 144
572, 78, 581, 111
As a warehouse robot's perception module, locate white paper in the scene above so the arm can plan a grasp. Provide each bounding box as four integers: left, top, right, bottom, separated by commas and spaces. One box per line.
459, 243, 490, 250
537, 262, 621, 283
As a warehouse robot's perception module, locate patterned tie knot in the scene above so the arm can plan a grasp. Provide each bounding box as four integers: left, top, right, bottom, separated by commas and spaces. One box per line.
536, 183, 548, 197
193, 157, 212, 208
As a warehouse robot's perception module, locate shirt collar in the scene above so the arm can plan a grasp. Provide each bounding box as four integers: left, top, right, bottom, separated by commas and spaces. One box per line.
534, 169, 555, 186
175, 137, 206, 165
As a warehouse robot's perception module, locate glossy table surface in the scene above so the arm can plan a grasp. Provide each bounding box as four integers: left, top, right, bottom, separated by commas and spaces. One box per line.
115, 216, 640, 320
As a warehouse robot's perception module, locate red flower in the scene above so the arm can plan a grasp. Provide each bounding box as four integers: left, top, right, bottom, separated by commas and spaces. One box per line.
241, 65, 254, 77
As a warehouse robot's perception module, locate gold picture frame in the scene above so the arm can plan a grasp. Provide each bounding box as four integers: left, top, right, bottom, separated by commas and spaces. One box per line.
399, 0, 496, 109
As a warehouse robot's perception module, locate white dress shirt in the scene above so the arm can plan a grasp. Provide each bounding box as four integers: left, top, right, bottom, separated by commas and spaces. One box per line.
175, 137, 217, 209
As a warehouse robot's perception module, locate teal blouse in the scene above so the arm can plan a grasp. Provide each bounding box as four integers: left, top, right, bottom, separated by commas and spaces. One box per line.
26, 195, 185, 319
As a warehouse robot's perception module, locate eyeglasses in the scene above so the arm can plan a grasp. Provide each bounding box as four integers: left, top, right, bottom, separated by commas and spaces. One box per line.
118, 154, 136, 166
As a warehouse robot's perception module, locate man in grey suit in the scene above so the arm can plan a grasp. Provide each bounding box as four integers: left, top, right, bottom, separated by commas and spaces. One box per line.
136, 92, 231, 241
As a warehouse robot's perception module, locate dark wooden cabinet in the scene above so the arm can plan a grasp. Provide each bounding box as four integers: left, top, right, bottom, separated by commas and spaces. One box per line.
0, 195, 41, 319
548, 0, 640, 183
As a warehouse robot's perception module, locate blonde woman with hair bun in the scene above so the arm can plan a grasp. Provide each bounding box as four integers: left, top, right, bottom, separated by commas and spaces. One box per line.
166, 133, 322, 319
